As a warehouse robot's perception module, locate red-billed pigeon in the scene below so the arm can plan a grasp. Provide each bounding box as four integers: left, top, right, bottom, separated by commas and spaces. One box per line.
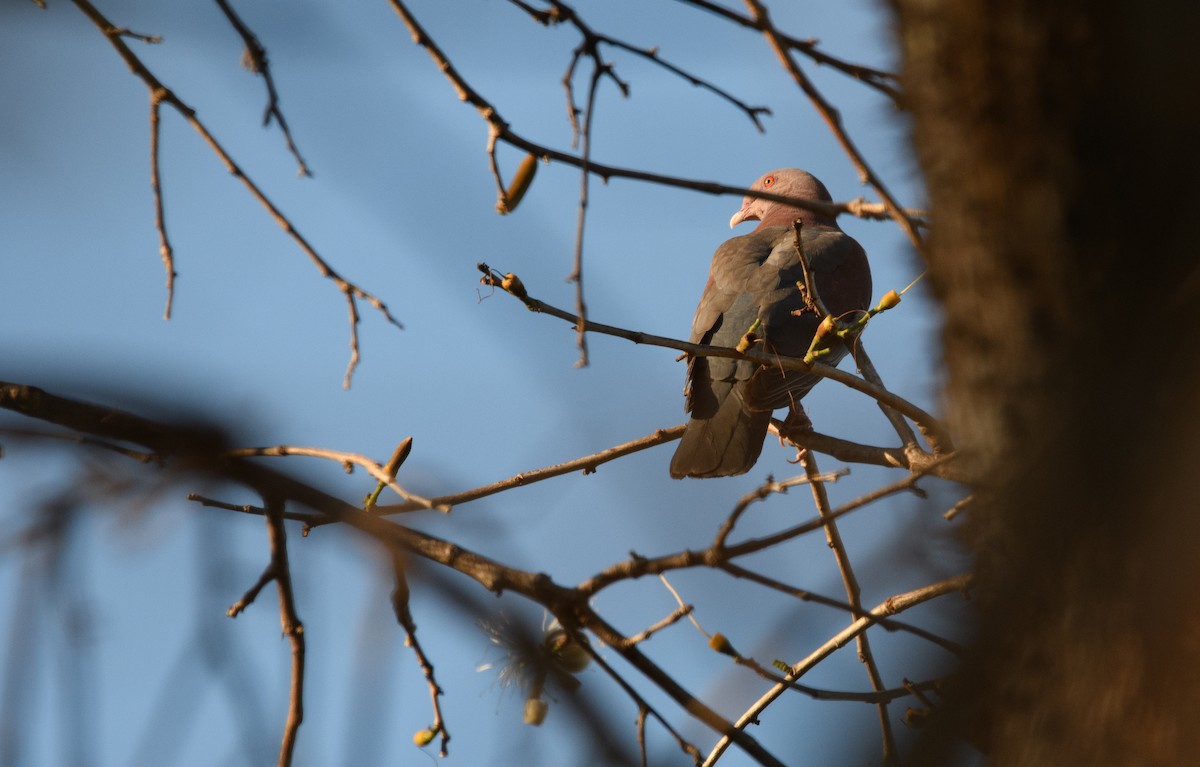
669, 168, 872, 479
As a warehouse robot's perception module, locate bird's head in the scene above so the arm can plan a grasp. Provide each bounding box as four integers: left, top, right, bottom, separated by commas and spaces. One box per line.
729, 168, 835, 230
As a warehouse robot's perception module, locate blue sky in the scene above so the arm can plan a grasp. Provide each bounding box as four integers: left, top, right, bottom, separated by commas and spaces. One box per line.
1, 1, 970, 765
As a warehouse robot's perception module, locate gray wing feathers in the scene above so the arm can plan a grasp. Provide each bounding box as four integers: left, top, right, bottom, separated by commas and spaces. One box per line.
670, 224, 869, 479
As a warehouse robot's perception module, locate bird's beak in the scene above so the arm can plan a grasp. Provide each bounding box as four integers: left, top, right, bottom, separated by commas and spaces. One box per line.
729, 199, 758, 229
729, 200, 757, 229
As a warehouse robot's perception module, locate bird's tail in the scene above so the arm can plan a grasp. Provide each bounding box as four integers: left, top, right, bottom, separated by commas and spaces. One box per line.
669, 391, 772, 479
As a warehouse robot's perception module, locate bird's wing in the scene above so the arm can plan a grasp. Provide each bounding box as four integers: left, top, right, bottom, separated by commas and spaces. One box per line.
743, 224, 873, 410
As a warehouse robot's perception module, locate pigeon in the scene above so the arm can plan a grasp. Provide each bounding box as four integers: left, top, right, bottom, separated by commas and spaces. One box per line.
669, 168, 872, 478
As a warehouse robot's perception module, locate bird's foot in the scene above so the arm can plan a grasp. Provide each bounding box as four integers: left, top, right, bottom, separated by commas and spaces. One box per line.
778, 406, 813, 463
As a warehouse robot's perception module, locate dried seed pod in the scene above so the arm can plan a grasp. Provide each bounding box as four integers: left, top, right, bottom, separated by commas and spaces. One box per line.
498, 154, 538, 214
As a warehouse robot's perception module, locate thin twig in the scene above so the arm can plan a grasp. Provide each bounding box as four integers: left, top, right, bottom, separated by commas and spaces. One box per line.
391, 555, 450, 756
659, 569, 954, 688
944, 494, 973, 521
477, 267, 953, 450
635, 707, 650, 767
512, 0, 769, 131
148, 94, 176, 320
264, 497, 304, 767
801, 453, 896, 765
765, 420, 920, 471
372, 425, 685, 515
672, 0, 903, 106
225, 444, 443, 511
111, 26, 161, 44
712, 471, 845, 550
742, 0, 925, 255
71, 0, 399, 387
386, 0, 926, 228
3, 379, 935, 767
593, 33, 770, 132
616, 604, 696, 649
227, 562, 275, 617
568, 57, 604, 366
853, 347, 914, 453
730, 650, 942, 704
577, 454, 954, 596
720, 454, 954, 570
579, 644, 705, 765
188, 494, 318, 525
577, 610, 784, 767
659, 574, 708, 636
0, 426, 161, 464
719, 562, 963, 655
702, 574, 972, 767
213, 0, 311, 176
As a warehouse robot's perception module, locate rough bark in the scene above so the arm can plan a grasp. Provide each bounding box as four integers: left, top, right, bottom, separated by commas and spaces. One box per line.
889, 1, 1200, 764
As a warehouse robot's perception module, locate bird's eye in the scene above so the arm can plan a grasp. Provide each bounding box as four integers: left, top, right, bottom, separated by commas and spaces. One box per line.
763, 176, 775, 187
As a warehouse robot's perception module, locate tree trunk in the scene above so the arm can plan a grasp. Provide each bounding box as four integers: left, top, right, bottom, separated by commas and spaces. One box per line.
889, 1, 1200, 764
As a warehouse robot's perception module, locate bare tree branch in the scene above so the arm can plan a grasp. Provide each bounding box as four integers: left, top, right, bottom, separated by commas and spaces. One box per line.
263, 497, 304, 767
226, 444, 442, 511
70, 0, 399, 387
703, 574, 972, 766
478, 264, 955, 455
577, 455, 953, 597
801, 452, 897, 765
743, 0, 926, 253
373, 425, 686, 515
213, 0, 311, 176
386, 0, 926, 229
391, 556, 450, 757
148, 94, 176, 319
0, 381, 788, 767
673, 0, 904, 106
511, 0, 771, 131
